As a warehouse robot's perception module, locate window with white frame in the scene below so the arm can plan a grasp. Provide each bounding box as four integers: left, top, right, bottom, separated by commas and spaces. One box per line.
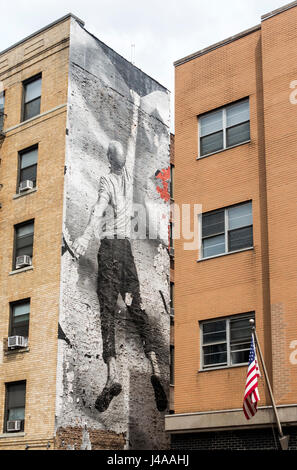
198, 99, 250, 157
201, 201, 253, 259
200, 313, 255, 370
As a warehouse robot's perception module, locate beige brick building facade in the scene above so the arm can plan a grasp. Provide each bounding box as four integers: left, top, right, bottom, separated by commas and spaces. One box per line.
0, 13, 171, 451
0, 15, 73, 450
166, 1, 297, 450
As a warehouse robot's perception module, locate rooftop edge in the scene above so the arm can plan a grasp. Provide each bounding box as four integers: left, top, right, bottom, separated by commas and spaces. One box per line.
261, 0, 297, 20
174, 0, 297, 67
0, 13, 85, 57
174, 24, 261, 67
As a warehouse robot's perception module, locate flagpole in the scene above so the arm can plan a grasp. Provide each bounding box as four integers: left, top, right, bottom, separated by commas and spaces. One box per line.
249, 319, 289, 450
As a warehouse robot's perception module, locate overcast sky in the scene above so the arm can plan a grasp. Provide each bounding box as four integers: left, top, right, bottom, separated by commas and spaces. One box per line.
1, 0, 290, 129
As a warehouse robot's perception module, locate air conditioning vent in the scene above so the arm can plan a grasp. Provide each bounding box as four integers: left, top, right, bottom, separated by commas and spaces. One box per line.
19, 180, 33, 193
7, 420, 22, 432
16, 255, 31, 269
8, 336, 28, 349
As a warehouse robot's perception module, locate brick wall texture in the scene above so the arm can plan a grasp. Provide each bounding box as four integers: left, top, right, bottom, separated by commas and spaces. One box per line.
174, 3, 297, 416
171, 426, 297, 451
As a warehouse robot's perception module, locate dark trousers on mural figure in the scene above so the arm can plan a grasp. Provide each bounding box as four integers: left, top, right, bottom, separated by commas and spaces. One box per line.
97, 238, 154, 363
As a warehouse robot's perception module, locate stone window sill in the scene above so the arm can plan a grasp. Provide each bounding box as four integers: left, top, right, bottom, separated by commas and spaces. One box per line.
4, 347, 30, 356
9, 266, 33, 276
0, 433, 25, 439
13, 188, 37, 199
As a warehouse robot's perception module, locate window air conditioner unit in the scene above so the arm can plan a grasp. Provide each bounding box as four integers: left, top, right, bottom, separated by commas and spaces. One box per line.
16, 255, 32, 269
19, 180, 33, 192
7, 420, 22, 432
8, 335, 27, 349
169, 247, 174, 257
170, 308, 175, 318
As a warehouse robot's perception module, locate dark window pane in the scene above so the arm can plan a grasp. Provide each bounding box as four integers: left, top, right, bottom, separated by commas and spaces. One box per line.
11, 302, 30, 337
203, 320, 226, 335
228, 202, 252, 230
25, 78, 41, 102
231, 349, 250, 365
203, 320, 226, 344
226, 100, 249, 127
226, 121, 250, 147
12, 321, 29, 337
200, 109, 223, 137
170, 346, 174, 385
170, 282, 174, 308
203, 343, 227, 366
16, 224, 34, 237
7, 383, 26, 408
202, 210, 225, 238
230, 317, 253, 342
203, 330, 226, 344
200, 131, 223, 156
24, 98, 41, 121
203, 235, 225, 258
228, 226, 253, 252
20, 148, 38, 169
6, 383, 26, 431
170, 165, 174, 199
15, 223, 34, 261
16, 234, 33, 251
20, 165, 37, 185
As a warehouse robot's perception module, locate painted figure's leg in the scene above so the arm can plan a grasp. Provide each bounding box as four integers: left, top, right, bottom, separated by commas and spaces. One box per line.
95, 239, 122, 412
122, 240, 168, 412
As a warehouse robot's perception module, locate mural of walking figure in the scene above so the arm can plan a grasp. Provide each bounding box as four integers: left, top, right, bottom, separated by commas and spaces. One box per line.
72, 90, 168, 413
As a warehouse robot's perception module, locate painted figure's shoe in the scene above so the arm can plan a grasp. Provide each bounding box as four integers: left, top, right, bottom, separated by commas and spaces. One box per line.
95, 382, 122, 412
151, 375, 168, 412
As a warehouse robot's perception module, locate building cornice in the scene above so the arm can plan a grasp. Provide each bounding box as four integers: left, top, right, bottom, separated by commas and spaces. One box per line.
261, 0, 297, 21
174, 25, 261, 67
0, 13, 84, 58
174, 1, 297, 67
165, 404, 297, 434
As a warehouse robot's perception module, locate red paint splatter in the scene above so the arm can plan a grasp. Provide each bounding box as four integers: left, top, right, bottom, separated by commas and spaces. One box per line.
155, 166, 171, 202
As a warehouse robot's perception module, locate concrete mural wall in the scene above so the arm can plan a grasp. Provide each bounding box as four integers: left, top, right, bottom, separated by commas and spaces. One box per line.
56, 19, 171, 450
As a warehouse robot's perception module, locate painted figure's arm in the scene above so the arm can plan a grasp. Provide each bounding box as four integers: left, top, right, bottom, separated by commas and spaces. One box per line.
72, 196, 109, 258
125, 90, 141, 176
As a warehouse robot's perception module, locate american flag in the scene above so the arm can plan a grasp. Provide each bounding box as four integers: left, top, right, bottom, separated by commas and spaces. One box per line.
243, 333, 261, 420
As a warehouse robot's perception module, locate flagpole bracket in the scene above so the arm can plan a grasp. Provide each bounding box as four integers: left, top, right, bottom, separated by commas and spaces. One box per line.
279, 435, 290, 451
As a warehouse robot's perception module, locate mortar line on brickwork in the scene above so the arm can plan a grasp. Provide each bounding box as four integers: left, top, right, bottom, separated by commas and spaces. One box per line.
4, 104, 67, 135
0, 41, 70, 80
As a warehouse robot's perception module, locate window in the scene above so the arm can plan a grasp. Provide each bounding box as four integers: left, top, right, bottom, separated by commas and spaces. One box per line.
170, 164, 174, 199
169, 222, 174, 253
14, 221, 34, 268
170, 345, 175, 385
0, 91, 5, 131
22, 75, 42, 121
201, 201, 253, 259
19, 146, 38, 188
4, 382, 26, 432
170, 282, 174, 309
10, 300, 30, 338
170, 282, 174, 322
199, 99, 250, 157
200, 313, 255, 370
